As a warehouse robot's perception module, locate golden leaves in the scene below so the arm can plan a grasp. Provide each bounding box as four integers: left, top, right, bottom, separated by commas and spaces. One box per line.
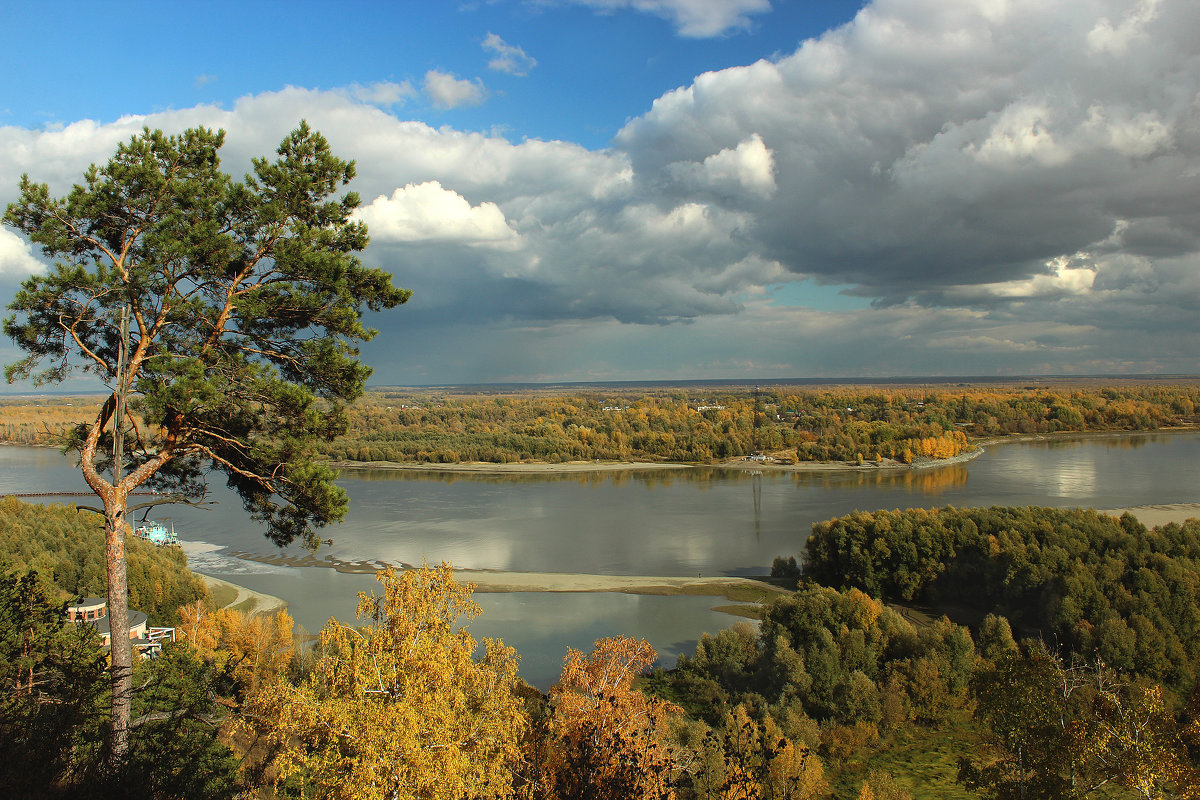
241, 564, 527, 800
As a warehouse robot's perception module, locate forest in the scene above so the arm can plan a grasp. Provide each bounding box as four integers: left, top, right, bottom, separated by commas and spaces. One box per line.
3, 382, 1198, 466
3, 497, 1200, 798
277, 381, 1200, 465
0, 498, 207, 624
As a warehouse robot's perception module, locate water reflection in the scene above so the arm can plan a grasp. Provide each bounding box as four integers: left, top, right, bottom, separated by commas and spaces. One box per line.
787, 464, 969, 494
339, 466, 697, 489
215, 561, 736, 690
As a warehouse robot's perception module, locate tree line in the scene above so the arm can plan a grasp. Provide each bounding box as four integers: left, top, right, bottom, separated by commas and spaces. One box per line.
2, 383, 1198, 467
802, 506, 1200, 692
324, 383, 1200, 465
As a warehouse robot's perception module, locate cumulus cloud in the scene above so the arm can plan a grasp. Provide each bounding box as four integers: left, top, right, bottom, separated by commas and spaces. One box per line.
559, 0, 773, 37
666, 133, 776, 198
618, 0, 1200, 302
0, 229, 44, 277
423, 70, 487, 109
355, 181, 521, 249
482, 33, 537, 76
345, 80, 416, 107
3, 0, 1200, 381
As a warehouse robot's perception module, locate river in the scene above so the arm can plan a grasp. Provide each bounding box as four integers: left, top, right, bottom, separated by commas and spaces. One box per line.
2, 431, 1198, 687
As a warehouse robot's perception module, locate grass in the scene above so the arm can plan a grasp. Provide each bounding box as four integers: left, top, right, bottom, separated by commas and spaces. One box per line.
829, 716, 982, 800
206, 580, 239, 609
709, 604, 762, 619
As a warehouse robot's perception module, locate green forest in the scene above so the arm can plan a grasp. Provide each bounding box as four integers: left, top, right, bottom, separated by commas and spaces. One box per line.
0, 498, 207, 624
4, 496, 1200, 798
3, 382, 1198, 467
325, 382, 1199, 465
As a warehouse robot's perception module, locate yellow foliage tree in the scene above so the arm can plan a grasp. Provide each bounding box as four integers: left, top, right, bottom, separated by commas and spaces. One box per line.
540, 636, 680, 800
241, 564, 527, 800
215, 607, 295, 694
715, 706, 828, 800
176, 599, 220, 651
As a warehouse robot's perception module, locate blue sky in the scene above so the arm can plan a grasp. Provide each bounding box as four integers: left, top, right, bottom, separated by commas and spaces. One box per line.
2, 0, 1199, 386
2, 1, 862, 147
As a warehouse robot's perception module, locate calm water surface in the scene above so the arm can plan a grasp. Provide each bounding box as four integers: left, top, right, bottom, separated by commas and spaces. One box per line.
3, 432, 1198, 687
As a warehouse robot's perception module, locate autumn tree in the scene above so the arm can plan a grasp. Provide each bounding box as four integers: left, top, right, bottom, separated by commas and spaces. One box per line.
241, 564, 527, 800
701, 705, 828, 800
540, 636, 681, 800
961, 643, 1198, 799
3, 122, 409, 760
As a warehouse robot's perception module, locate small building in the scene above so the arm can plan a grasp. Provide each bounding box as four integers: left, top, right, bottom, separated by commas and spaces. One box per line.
132, 521, 178, 546
66, 597, 175, 658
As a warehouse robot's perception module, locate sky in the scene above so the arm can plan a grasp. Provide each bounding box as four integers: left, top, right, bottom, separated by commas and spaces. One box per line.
1, 0, 1199, 387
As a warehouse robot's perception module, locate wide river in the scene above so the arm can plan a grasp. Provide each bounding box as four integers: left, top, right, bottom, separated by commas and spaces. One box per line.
3, 432, 1198, 687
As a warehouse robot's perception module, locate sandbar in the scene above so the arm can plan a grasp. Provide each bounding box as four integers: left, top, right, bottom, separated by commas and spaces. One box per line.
1100, 503, 1200, 529
198, 574, 288, 617
450, 569, 787, 599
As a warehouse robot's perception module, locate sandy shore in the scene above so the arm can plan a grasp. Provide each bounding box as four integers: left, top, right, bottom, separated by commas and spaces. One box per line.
450, 569, 787, 598
331, 457, 923, 475
1100, 503, 1200, 528
197, 574, 288, 617
227, 546, 788, 601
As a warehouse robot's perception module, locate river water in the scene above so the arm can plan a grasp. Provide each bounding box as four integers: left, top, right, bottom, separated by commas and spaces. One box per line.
3, 432, 1198, 687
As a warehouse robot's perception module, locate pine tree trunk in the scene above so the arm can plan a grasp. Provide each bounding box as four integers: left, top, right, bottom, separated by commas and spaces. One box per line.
105, 509, 133, 762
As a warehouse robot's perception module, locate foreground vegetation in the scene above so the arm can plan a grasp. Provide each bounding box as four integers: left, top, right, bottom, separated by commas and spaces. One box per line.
4, 497, 1200, 798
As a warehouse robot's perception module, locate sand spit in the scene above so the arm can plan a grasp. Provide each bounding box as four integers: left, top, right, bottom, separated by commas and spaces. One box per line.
198, 574, 288, 617
1101, 503, 1200, 529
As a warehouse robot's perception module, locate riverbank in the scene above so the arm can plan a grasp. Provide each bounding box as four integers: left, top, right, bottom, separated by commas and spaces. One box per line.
329, 426, 1199, 476
1102, 502, 1200, 528
198, 573, 289, 617
327, 451, 980, 476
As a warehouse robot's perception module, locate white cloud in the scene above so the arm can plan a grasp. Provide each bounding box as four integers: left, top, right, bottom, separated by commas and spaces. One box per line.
345, 81, 416, 107
0, 228, 44, 277
1088, 0, 1162, 55
3, 0, 1200, 381
482, 33, 537, 76
937, 256, 1098, 304
667, 133, 776, 197
355, 181, 521, 249
560, 0, 773, 37
423, 70, 487, 109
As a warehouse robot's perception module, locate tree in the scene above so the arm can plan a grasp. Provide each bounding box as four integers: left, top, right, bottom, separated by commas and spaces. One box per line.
542, 636, 681, 800
0, 570, 242, 800
960, 642, 1198, 800
240, 564, 527, 800
0, 569, 108, 797
3, 123, 409, 760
